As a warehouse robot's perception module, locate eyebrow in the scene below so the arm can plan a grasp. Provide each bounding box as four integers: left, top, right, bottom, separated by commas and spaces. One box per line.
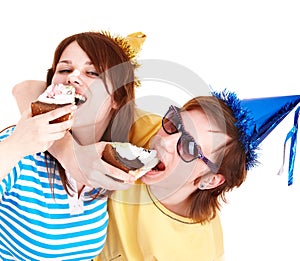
208, 129, 224, 134
58, 60, 93, 65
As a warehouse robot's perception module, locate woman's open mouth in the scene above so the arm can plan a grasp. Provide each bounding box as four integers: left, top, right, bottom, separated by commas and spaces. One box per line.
75, 93, 87, 105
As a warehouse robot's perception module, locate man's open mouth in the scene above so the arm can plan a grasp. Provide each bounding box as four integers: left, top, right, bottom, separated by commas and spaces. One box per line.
151, 161, 166, 172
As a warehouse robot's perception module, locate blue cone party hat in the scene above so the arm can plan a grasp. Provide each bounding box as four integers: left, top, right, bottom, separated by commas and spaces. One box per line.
212, 90, 300, 185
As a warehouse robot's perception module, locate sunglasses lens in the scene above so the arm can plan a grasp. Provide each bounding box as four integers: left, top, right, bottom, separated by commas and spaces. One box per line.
178, 135, 198, 162
163, 118, 177, 134
163, 109, 180, 134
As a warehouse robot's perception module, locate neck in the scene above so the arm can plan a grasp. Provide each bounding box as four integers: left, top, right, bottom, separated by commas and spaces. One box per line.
71, 125, 104, 145
149, 185, 193, 218
71, 111, 113, 145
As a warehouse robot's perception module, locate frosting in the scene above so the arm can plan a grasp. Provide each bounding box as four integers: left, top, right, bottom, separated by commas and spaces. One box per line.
111, 142, 159, 178
112, 142, 156, 163
38, 84, 75, 104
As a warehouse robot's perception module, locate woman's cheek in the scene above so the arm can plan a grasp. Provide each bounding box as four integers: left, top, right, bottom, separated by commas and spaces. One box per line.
51, 74, 66, 84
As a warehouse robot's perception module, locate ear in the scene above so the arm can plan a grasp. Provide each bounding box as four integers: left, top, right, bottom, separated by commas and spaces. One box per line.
198, 173, 225, 190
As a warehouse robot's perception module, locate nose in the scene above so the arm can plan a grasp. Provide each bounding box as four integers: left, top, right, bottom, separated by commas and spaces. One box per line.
68, 69, 82, 85
159, 131, 181, 153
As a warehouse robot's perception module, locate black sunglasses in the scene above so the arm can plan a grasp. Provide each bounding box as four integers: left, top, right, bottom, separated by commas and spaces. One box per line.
162, 105, 218, 173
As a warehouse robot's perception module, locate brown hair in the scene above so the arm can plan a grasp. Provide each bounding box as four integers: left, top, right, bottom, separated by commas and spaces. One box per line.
45, 32, 137, 196
182, 96, 247, 224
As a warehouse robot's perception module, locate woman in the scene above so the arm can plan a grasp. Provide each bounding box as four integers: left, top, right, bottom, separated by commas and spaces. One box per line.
0, 31, 161, 260
12, 32, 161, 190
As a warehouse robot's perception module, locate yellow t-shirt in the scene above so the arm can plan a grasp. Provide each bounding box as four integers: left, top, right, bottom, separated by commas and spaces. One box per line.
97, 185, 224, 261
128, 108, 162, 148
95, 109, 224, 261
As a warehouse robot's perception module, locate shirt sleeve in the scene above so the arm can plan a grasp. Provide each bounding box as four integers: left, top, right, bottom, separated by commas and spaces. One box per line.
0, 126, 19, 196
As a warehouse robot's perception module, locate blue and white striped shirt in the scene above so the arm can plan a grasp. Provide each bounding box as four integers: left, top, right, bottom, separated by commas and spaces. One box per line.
0, 127, 108, 261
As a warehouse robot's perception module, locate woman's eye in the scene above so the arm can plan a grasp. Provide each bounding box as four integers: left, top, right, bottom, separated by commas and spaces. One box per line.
87, 71, 100, 77
58, 69, 72, 74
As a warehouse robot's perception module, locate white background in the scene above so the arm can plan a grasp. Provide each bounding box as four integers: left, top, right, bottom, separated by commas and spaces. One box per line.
1, 0, 300, 260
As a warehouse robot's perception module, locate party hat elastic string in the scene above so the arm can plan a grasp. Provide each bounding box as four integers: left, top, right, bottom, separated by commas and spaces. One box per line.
278, 106, 300, 185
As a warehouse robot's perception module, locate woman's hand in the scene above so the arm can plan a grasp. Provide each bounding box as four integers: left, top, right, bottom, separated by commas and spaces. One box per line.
0, 104, 76, 181
12, 104, 76, 156
49, 133, 137, 191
